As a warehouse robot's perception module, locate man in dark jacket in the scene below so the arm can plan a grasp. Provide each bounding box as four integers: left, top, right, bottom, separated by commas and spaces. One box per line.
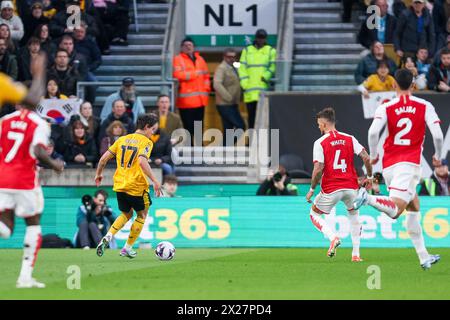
18, 36, 41, 83
58, 34, 88, 80
394, 0, 435, 58
46, 48, 83, 96
428, 48, 450, 92
99, 99, 135, 142
419, 160, 450, 196
21, 1, 49, 46
433, 0, 450, 52
358, 0, 397, 49
49, 0, 99, 40
149, 130, 174, 176
73, 22, 101, 73
354, 41, 397, 84
0, 38, 17, 80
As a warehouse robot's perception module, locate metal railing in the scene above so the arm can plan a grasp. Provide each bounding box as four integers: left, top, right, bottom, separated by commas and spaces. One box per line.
132, 0, 139, 33
275, 0, 294, 92
76, 81, 176, 112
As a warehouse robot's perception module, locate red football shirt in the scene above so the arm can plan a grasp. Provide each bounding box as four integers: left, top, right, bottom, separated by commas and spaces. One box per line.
0, 110, 50, 190
313, 130, 364, 194
374, 95, 441, 169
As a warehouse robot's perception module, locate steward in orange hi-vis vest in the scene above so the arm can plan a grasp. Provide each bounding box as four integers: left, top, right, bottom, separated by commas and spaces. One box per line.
173, 51, 211, 109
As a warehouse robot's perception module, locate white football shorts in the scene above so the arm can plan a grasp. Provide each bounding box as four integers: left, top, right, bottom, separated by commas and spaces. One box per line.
314, 189, 358, 214
0, 187, 44, 218
383, 163, 421, 204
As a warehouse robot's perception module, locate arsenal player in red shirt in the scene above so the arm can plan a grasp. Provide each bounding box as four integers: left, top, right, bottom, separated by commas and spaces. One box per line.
354, 69, 444, 270
306, 107, 373, 261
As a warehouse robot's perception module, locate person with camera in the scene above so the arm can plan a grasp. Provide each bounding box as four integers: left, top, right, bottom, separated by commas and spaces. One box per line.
75, 189, 116, 249
256, 166, 298, 196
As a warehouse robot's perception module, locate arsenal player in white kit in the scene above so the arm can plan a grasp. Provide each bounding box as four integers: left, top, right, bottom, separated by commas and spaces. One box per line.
306, 108, 373, 261
0, 54, 64, 288
353, 69, 444, 270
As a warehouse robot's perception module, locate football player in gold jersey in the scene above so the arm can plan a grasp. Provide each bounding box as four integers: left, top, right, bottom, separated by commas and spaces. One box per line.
95, 113, 162, 258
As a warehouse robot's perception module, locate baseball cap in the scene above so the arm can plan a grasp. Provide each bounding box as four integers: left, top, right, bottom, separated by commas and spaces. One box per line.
122, 77, 134, 86
1, 1, 14, 10
413, 0, 425, 3
31, 1, 43, 9
255, 29, 268, 39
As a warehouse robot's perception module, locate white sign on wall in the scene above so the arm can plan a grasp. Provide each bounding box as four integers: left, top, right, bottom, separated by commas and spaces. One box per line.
185, 0, 278, 46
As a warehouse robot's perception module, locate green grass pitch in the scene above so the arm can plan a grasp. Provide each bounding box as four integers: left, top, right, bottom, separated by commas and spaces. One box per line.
0, 248, 449, 299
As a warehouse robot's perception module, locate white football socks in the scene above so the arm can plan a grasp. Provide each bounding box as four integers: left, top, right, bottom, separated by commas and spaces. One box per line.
348, 212, 361, 257
18, 225, 42, 282
367, 194, 398, 218
406, 211, 430, 264
310, 210, 336, 241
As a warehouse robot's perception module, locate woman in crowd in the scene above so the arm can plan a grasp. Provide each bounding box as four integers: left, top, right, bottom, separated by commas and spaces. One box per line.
64, 120, 98, 167
99, 120, 126, 156
44, 78, 68, 99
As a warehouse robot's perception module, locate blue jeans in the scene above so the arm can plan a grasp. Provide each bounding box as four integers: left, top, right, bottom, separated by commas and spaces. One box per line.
160, 162, 175, 176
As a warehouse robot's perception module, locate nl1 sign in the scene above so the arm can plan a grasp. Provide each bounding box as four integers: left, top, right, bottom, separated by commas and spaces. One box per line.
185, 0, 278, 47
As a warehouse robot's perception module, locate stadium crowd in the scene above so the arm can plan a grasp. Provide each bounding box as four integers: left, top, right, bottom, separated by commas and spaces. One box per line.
355, 0, 450, 94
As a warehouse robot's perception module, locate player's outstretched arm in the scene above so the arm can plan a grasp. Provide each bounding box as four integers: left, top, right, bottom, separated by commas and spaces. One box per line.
139, 156, 162, 197
368, 118, 385, 163
23, 53, 47, 107
95, 151, 115, 186
428, 122, 444, 166
306, 162, 324, 203
359, 149, 373, 189
35, 145, 64, 173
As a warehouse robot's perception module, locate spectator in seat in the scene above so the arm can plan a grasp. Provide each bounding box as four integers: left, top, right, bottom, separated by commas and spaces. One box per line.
416, 47, 431, 74
256, 166, 298, 196
358, 59, 396, 98
79, 101, 100, 143
44, 78, 68, 99
99, 120, 127, 156
172, 37, 211, 141
64, 119, 98, 167
49, 0, 99, 40
358, 0, 397, 49
73, 21, 102, 76
394, 0, 435, 59
0, 23, 17, 55
18, 36, 42, 84
42, 0, 57, 19
99, 99, 135, 142
419, 159, 450, 196
214, 48, 245, 145
354, 41, 397, 84
161, 175, 178, 198
92, 0, 130, 46
428, 47, 450, 92
38, 138, 65, 168
0, 38, 17, 80
73, 22, 101, 104
433, 34, 450, 65
239, 29, 276, 129
155, 94, 184, 144
400, 56, 428, 90
149, 129, 174, 176
100, 77, 145, 124
21, 1, 49, 46
47, 48, 82, 97
58, 34, 88, 81
0, 1, 24, 42
34, 24, 56, 62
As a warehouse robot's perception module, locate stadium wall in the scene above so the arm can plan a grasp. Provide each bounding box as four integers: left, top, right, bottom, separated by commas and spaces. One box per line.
1, 188, 448, 248
268, 93, 450, 174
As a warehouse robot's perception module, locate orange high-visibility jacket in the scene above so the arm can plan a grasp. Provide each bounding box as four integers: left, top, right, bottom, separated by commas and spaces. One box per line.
173, 52, 211, 109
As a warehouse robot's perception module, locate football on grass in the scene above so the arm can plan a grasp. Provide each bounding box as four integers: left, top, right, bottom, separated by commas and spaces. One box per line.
155, 241, 175, 260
